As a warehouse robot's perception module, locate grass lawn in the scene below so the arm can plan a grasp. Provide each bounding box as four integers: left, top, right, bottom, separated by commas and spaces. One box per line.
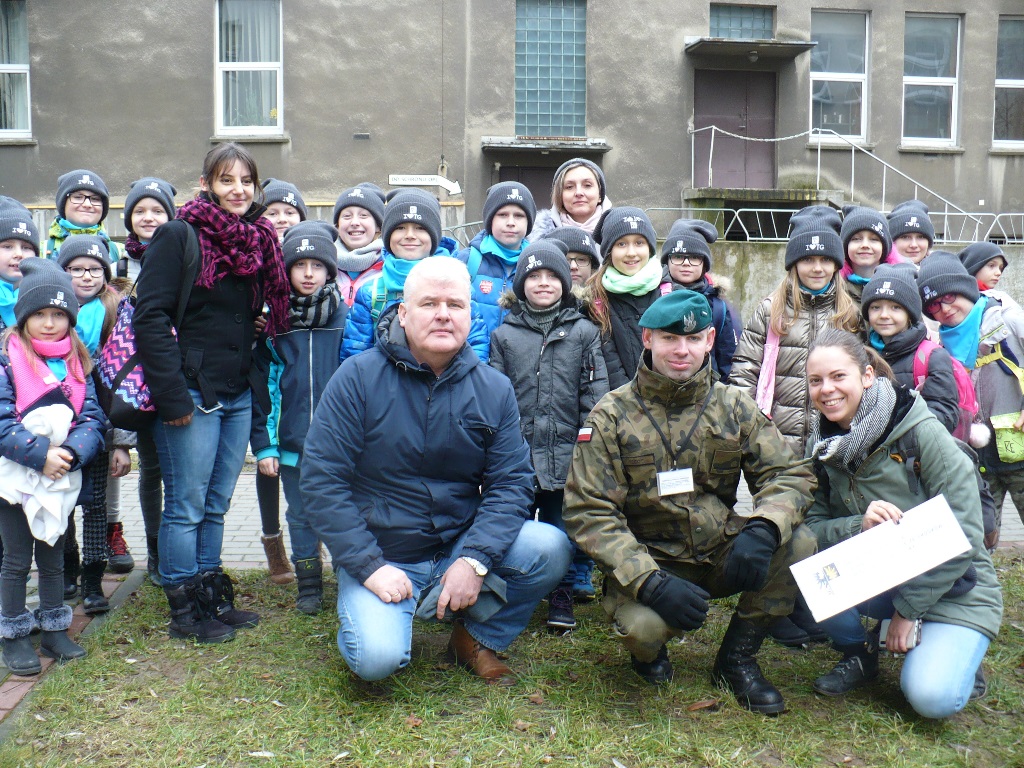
1, 554, 1022, 768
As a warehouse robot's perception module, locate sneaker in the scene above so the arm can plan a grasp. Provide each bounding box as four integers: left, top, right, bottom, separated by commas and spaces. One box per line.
106, 523, 136, 573
572, 560, 596, 603
546, 586, 576, 632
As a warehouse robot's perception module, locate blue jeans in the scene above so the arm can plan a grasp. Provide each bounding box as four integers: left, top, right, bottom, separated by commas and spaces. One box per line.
334, 520, 572, 681
279, 464, 320, 563
821, 591, 990, 719
154, 389, 251, 587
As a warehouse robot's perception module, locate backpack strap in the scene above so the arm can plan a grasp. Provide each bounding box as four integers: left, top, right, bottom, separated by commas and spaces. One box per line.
711, 296, 726, 336
176, 224, 200, 329
370, 275, 388, 324
465, 247, 483, 282
976, 341, 1024, 395
893, 432, 922, 496
912, 339, 939, 390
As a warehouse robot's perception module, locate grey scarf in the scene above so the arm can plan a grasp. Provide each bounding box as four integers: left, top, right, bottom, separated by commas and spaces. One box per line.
810, 377, 897, 474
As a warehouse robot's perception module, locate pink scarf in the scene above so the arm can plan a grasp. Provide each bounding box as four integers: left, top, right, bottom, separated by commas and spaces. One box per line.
557, 198, 613, 235
5, 335, 86, 416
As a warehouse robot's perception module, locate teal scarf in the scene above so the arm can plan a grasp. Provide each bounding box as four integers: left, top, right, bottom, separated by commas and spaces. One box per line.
0, 280, 16, 328
938, 297, 987, 370
847, 273, 870, 286
381, 252, 422, 293
601, 257, 662, 297
868, 330, 886, 351
47, 218, 118, 262
76, 297, 107, 356
800, 282, 830, 296
482, 234, 524, 267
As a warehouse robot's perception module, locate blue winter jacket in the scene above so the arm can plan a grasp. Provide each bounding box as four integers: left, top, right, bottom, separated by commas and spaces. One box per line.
250, 299, 348, 467
455, 230, 525, 337
301, 310, 535, 584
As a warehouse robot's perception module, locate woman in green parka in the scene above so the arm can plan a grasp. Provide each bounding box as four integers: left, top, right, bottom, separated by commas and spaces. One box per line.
803, 328, 1002, 719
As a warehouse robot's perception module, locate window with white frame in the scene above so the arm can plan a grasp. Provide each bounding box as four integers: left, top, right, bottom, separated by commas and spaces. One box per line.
216, 0, 282, 136
994, 17, 1024, 146
810, 11, 868, 141
902, 15, 960, 146
0, 1, 30, 139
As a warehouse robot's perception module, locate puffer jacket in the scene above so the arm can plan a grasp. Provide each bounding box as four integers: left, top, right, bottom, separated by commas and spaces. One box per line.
489, 292, 608, 490
875, 322, 959, 434
731, 280, 842, 453
300, 309, 535, 584
659, 271, 739, 380
972, 297, 1024, 474
804, 390, 1002, 640
335, 239, 383, 308
456, 230, 525, 337
591, 288, 660, 391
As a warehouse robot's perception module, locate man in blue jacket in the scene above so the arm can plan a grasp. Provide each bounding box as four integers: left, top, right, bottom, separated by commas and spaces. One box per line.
302, 257, 572, 685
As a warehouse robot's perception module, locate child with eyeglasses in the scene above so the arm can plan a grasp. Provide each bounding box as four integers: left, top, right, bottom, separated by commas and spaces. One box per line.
57, 235, 133, 614
46, 170, 122, 263
658, 219, 739, 380
918, 251, 1024, 539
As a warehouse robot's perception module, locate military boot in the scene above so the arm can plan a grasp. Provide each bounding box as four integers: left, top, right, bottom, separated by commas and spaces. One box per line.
712, 614, 785, 714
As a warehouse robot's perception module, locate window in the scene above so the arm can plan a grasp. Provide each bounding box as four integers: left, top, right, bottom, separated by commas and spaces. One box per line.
514, 0, 587, 137
902, 15, 960, 146
810, 11, 868, 141
216, 0, 282, 136
709, 4, 773, 40
0, 1, 30, 139
994, 17, 1024, 146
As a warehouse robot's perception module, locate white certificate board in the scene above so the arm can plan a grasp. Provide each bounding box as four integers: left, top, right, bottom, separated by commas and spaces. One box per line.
790, 495, 972, 622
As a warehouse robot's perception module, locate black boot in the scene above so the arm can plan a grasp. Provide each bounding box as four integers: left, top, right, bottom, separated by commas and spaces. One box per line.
631, 644, 674, 685
64, 531, 80, 600
164, 575, 235, 644
1, 611, 40, 675
767, 616, 810, 648
294, 558, 323, 615
712, 614, 785, 714
36, 606, 86, 663
80, 561, 110, 616
146, 535, 162, 587
970, 665, 988, 702
790, 595, 828, 643
813, 639, 879, 696
203, 568, 260, 629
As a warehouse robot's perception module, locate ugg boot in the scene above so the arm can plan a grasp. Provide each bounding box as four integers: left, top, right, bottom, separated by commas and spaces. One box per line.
294, 558, 323, 615
106, 522, 135, 573
146, 535, 161, 587
1, 611, 41, 675
165, 575, 235, 644
261, 533, 295, 585
712, 614, 785, 714
813, 639, 879, 696
64, 537, 80, 600
202, 568, 259, 629
80, 561, 110, 616
37, 606, 86, 663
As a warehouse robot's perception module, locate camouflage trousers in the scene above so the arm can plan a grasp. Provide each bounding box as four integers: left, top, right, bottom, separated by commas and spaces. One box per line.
603, 524, 818, 663
986, 468, 1024, 530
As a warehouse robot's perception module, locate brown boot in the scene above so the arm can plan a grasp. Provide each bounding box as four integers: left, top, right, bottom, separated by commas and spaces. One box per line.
447, 622, 515, 686
261, 533, 295, 585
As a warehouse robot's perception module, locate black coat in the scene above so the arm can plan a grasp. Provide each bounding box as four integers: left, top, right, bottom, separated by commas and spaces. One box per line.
601, 289, 660, 390
876, 322, 959, 435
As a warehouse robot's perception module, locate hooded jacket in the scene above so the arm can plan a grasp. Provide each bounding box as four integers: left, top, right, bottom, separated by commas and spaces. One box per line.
456, 230, 525, 337
973, 297, 1024, 474
300, 311, 535, 584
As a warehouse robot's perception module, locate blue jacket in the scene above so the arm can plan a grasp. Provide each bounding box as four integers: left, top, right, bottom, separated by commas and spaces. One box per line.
456, 230, 525, 338
250, 299, 349, 467
300, 311, 535, 584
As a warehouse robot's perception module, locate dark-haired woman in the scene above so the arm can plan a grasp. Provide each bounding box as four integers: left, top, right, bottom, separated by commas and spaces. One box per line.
134, 143, 290, 643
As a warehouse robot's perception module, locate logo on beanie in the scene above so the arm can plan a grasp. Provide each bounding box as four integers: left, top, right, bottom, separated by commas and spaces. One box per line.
296, 238, 315, 253
283, 193, 297, 206
12, 223, 30, 236
78, 175, 95, 186
623, 216, 642, 230
672, 240, 687, 254
349, 189, 365, 199
805, 236, 825, 252
403, 206, 422, 221
525, 254, 542, 271
582, 235, 591, 246
86, 244, 102, 258
145, 182, 160, 192
872, 222, 885, 236
51, 291, 68, 308
921, 285, 938, 301
507, 189, 523, 202
877, 281, 895, 297
683, 311, 698, 333
906, 216, 919, 229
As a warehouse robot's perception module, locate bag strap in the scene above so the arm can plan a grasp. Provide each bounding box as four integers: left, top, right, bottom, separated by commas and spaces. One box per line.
754, 325, 782, 417
465, 247, 483, 282
370, 275, 387, 323
912, 339, 938, 390
976, 341, 1024, 396
175, 224, 200, 329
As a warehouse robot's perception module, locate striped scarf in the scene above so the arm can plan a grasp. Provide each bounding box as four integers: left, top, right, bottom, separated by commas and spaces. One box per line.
810, 376, 897, 474
287, 283, 341, 329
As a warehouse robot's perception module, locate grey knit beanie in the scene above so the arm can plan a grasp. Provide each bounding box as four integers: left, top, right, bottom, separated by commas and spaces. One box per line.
333, 185, 385, 229
124, 177, 177, 236
959, 241, 1008, 277
861, 263, 922, 324
382, 189, 442, 255
56, 234, 111, 281
917, 250, 980, 307
512, 241, 572, 304
785, 205, 844, 270
55, 169, 110, 221
0, 198, 39, 254
482, 182, 536, 235
282, 221, 339, 280
841, 205, 892, 258
887, 200, 935, 246
261, 179, 307, 221
15, 258, 80, 327
542, 226, 600, 269
660, 218, 717, 273
595, 207, 656, 261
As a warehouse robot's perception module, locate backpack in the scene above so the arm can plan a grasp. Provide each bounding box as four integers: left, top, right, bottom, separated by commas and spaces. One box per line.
369, 275, 402, 324
94, 225, 200, 430
912, 339, 979, 442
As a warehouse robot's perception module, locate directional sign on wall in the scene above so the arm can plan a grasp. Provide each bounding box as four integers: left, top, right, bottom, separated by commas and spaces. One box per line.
388, 174, 462, 195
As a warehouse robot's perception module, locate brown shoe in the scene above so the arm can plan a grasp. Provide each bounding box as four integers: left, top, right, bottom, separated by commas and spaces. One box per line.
447, 622, 515, 686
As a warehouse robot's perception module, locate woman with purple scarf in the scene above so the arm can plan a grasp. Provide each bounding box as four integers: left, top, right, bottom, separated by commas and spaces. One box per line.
134, 143, 290, 644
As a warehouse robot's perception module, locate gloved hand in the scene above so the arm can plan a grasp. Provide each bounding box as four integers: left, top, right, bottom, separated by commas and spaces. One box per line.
723, 519, 779, 593
638, 571, 710, 631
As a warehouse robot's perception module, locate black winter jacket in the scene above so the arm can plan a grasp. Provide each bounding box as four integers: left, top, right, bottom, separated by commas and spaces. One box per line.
876, 322, 959, 435
600, 289, 660, 390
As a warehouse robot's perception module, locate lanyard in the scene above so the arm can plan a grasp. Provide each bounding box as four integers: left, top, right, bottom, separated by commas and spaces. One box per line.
635, 387, 714, 470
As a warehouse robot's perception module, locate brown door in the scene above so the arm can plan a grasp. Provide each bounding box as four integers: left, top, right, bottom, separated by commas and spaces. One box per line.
693, 70, 776, 189
499, 166, 559, 212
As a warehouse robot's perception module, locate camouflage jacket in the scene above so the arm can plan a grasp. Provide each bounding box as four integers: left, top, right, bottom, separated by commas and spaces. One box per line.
563, 356, 816, 598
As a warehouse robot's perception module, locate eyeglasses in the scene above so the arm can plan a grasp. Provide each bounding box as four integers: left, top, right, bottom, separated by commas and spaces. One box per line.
668, 254, 703, 266
924, 293, 958, 315
567, 256, 592, 267
68, 193, 103, 207
67, 266, 106, 278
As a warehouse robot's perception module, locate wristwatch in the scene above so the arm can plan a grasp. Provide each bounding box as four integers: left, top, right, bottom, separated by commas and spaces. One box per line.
460, 556, 488, 577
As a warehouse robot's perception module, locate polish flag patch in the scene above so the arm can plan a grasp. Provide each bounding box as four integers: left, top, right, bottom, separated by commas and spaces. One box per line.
577, 427, 593, 442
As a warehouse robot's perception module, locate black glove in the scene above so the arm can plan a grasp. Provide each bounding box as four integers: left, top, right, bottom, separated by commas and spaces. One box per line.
723, 519, 779, 593
638, 571, 710, 631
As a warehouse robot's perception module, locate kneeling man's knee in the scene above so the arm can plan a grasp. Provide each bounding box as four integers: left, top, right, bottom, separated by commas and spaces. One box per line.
337, 633, 410, 682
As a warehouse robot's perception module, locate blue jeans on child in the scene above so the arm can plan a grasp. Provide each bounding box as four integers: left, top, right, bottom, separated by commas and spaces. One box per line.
279, 464, 320, 563
334, 520, 572, 681
821, 591, 990, 719
154, 389, 251, 587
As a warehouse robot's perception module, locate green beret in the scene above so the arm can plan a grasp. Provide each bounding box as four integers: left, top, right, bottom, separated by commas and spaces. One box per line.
639, 290, 713, 335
